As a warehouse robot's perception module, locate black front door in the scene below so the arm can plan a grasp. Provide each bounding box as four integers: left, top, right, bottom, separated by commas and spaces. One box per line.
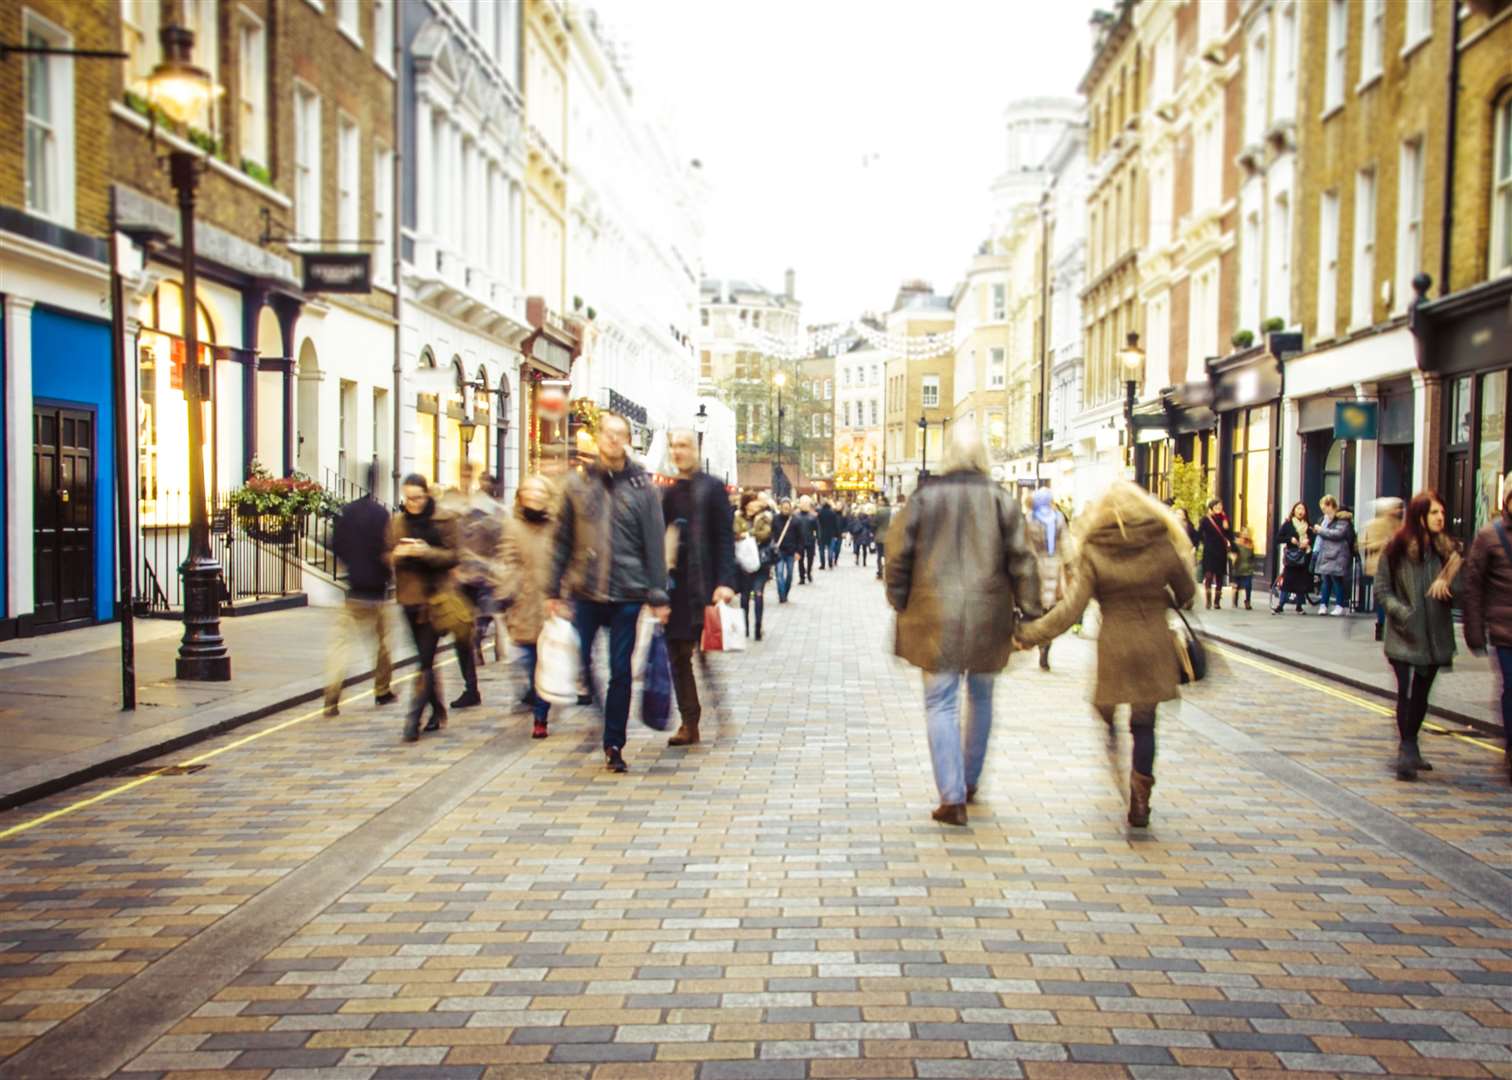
1447, 448, 1473, 545
33, 406, 95, 628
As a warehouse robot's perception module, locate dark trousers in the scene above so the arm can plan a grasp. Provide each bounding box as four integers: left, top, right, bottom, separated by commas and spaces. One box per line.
740, 577, 765, 638
828, 537, 841, 565
874, 541, 885, 578
452, 633, 478, 694
402, 605, 444, 721
1230, 575, 1253, 604
1390, 660, 1439, 743
573, 600, 642, 751
1497, 648, 1512, 749
1098, 703, 1158, 774
668, 637, 701, 728
800, 546, 815, 582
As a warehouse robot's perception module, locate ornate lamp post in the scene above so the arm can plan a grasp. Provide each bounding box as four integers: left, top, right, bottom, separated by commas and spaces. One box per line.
1119, 331, 1145, 472
694, 402, 709, 472
147, 18, 228, 680
917, 413, 929, 480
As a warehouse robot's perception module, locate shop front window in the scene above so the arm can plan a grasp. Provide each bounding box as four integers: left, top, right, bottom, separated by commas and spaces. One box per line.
137, 283, 216, 527
1229, 406, 1271, 558
1476, 370, 1507, 534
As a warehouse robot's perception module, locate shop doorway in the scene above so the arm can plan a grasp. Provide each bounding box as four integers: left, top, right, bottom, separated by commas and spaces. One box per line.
33, 405, 96, 629
1378, 443, 1412, 505
1447, 449, 1472, 541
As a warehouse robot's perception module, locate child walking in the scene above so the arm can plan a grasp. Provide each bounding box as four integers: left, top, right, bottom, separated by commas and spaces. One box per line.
1230, 526, 1256, 610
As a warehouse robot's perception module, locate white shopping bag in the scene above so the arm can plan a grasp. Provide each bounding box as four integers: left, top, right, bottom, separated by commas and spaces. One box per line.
719, 602, 746, 652
535, 615, 582, 705
631, 605, 659, 681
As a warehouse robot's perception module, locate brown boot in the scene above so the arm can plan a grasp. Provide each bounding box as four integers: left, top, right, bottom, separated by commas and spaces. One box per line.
932, 803, 968, 827
1204, 586, 1212, 609
1128, 769, 1155, 827
667, 721, 700, 747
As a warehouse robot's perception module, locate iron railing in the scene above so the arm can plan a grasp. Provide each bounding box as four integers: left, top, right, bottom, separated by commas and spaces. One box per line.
135, 490, 304, 615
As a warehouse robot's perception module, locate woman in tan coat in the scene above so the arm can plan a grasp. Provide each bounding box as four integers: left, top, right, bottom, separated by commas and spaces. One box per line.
1014, 481, 1197, 827
495, 475, 557, 739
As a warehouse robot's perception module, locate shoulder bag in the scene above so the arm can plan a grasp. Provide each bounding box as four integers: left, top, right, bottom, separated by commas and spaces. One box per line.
1170, 599, 1207, 684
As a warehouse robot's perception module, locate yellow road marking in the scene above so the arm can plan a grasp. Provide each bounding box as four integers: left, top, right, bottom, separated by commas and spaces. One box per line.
1209, 643, 1505, 754
0, 657, 457, 841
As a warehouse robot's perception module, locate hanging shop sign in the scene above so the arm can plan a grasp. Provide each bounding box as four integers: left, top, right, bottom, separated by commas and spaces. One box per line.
1334, 401, 1379, 440
302, 252, 372, 294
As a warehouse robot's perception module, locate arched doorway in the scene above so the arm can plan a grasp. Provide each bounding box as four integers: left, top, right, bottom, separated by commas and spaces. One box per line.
495, 371, 513, 497
136, 281, 218, 525
472, 364, 491, 486
295, 338, 321, 478
415, 349, 439, 485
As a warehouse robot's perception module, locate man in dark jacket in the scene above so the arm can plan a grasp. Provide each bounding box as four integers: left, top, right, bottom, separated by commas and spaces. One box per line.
795, 496, 819, 584
772, 499, 801, 602
817, 500, 840, 570
661, 429, 737, 747
547, 411, 670, 773
1463, 471, 1512, 783
324, 465, 396, 716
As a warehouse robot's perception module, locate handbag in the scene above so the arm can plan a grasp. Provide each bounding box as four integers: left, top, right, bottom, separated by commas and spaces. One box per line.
1170, 602, 1206, 684
535, 615, 582, 705
735, 534, 761, 574
1283, 543, 1308, 567
429, 587, 474, 639
701, 605, 724, 651
641, 626, 673, 730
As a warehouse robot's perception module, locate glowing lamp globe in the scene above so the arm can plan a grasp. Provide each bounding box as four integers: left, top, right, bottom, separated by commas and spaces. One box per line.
536, 383, 568, 419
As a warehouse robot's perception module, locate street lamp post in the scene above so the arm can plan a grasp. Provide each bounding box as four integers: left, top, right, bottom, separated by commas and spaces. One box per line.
773, 370, 786, 495
917, 414, 929, 481
147, 20, 229, 681
1119, 331, 1145, 473
694, 402, 709, 473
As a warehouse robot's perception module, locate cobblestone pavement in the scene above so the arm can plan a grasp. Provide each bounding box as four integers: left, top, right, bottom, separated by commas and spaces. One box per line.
2, 558, 1511, 1079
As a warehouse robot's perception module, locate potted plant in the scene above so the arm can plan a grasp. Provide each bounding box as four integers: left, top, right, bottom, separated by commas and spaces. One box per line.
1231, 329, 1255, 350
1261, 316, 1285, 333
228, 461, 339, 544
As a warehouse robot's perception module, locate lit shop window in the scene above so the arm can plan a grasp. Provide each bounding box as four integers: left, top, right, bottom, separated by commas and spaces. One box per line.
137, 283, 217, 527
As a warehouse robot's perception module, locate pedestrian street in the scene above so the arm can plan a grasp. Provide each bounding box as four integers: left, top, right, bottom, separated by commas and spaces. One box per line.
2, 559, 1511, 1080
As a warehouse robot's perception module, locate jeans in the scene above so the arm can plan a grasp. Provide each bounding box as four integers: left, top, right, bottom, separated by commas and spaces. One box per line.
1390, 660, 1439, 743
800, 547, 815, 583
453, 630, 478, 695
514, 641, 550, 723
573, 600, 643, 751
923, 671, 995, 806
324, 597, 392, 707
1231, 575, 1253, 604
1496, 647, 1512, 750
668, 637, 702, 728
1319, 574, 1347, 609
829, 537, 841, 565
402, 605, 445, 722
775, 554, 795, 600
1275, 589, 1305, 611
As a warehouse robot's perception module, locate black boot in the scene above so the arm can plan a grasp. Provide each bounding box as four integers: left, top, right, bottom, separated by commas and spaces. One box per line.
1395, 743, 1419, 781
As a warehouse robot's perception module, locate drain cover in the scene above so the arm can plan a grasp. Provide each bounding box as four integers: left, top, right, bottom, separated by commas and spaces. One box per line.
115, 763, 208, 776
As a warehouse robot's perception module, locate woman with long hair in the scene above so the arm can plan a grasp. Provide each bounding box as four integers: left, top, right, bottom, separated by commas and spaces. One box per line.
733, 492, 774, 641
1273, 501, 1313, 613
389, 474, 461, 742
1013, 482, 1198, 827
1377, 491, 1463, 780
1198, 498, 1232, 609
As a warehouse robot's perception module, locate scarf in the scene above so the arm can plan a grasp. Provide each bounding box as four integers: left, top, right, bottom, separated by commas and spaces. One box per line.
1031, 489, 1059, 555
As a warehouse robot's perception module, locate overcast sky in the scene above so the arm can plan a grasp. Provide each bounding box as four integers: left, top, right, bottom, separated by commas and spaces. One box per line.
600, 0, 1100, 326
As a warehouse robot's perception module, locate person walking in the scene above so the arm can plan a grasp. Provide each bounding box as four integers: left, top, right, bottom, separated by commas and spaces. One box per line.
440, 461, 501, 708
885, 421, 1041, 827
1229, 525, 1257, 610
390, 474, 461, 742
1013, 481, 1198, 827
1198, 498, 1231, 609
495, 474, 556, 739
1024, 487, 1073, 672
818, 499, 841, 570
1362, 497, 1404, 641
546, 411, 670, 774
872, 496, 893, 580
1377, 491, 1463, 781
793, 496, 819, 584
853, 504, 875, 567
1314, 495, 1356, 616
661, 429, 738, 748
771, 498, 800, 602
734, 493, 774, 640
323, 463, 396, 717
1273, 501, 1313, 613
1463, 473, 1512, 785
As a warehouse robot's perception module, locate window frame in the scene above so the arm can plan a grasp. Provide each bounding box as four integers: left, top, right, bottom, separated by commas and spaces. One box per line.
22, 8, 74, 227
922, 376, 940, 409
238, 8, 268, 168
336, 0, 362, 47
292, 82, 322, 249
1318, 189, 1340, 339
1351, 167, 1377, 331
989, 347, 1006, 389
1396, 137, 1424, 313
1359, 0, 1384, 87
1403, 0, 1433, 56
373, 142, 394, 286
1491, 93, 1512, 279
1324, 0, 1347, 116
372, 0, 394, 75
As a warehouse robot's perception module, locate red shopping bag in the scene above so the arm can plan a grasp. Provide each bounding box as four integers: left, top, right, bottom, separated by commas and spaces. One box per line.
701, 605, 724, 651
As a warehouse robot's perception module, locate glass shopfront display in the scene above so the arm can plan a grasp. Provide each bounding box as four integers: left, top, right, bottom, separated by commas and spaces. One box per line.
136, 283, 216, 527
1228, 405, 1272, 558
1475, 370, 1506, 535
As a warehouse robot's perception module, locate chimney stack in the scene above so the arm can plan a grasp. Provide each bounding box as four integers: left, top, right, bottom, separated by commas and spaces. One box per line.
784, 268, 796, 299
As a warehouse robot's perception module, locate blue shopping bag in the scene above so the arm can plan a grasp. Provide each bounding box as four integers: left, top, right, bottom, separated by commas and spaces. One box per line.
641, 625, 673, 730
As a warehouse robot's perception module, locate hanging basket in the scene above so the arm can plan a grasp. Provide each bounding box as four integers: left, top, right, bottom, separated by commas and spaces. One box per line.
244, 513, 298, 545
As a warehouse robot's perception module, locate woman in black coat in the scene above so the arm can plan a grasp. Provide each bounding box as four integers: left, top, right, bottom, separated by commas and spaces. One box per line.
1273, 501, 1313, 614
1197, 498, 1232, 609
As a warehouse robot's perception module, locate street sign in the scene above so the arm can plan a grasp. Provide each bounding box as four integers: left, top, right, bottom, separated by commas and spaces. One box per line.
302, 252, 372, 294
1334, 401, 1378, 440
